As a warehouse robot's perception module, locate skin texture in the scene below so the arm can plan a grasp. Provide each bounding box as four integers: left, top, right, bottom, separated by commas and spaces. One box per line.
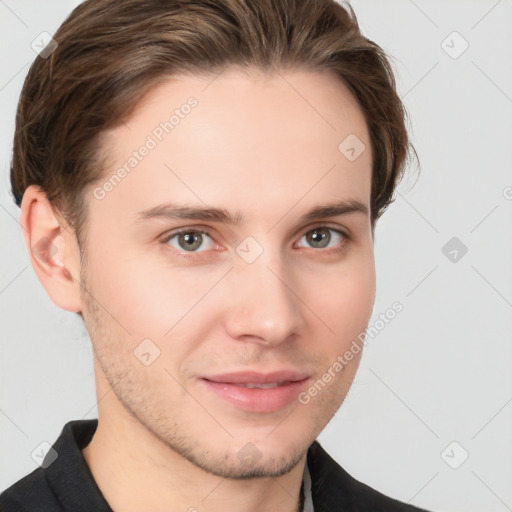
22, 67, 375, 512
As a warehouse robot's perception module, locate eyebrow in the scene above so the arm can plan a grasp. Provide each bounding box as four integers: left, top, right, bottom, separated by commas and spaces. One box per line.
135, 199, 369, 225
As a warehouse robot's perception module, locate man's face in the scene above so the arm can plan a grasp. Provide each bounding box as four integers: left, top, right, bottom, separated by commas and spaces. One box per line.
80, 67, 375, 478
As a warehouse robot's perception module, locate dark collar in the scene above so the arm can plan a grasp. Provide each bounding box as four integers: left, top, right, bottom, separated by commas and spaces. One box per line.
44, 419, 426, 512
307, 440, 430, 511
45, 419, 112, 511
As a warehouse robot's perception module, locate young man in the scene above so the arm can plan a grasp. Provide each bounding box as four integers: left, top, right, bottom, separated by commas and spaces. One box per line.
1, 0, 429, 510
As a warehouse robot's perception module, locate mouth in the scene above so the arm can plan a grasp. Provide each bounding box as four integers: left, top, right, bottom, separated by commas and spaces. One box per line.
226, 381, 293, 389
199, 370, 310, 413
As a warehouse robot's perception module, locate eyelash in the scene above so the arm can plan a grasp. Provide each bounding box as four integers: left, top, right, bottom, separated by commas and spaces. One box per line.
160, 225, 351, 261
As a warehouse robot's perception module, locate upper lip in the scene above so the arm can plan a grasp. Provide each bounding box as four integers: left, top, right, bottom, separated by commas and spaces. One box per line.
202, 370, 310, 384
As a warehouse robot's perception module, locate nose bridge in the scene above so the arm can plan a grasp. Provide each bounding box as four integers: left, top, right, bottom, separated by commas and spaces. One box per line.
224, 243, 303, 344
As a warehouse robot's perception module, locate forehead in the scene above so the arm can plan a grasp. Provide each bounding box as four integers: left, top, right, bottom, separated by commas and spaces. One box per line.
90, 67, 372, 224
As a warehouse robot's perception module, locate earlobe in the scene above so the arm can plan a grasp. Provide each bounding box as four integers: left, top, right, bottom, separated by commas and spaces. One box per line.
20, 185, 83, 313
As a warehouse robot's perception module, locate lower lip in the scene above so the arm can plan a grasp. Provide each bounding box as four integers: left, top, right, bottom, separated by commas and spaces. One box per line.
200, 378, 309, 413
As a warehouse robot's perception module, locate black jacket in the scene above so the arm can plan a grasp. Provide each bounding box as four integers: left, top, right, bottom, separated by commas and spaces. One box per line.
0, 419, 431, 511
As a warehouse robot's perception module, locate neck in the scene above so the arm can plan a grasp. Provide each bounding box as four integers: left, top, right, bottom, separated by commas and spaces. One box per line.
82, 375, 306, 512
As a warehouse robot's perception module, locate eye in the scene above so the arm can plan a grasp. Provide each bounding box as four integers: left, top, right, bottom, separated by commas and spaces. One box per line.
164, 230, 215, 253
297, 227, 346, 250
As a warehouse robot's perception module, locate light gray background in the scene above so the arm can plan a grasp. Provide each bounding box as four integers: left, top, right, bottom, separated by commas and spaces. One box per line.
1, 1, 511, 511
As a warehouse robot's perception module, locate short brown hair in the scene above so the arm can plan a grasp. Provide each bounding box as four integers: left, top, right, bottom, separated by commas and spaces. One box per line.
10, 0, 414, 245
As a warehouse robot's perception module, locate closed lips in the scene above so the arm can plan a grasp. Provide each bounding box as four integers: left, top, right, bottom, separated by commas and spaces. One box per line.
201, 370, 309, 385
206, 381, 294, 389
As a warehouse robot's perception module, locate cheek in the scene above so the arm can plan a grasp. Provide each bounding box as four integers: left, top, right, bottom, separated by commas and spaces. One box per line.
304, 253, 375, 342
86, 246, 229, 342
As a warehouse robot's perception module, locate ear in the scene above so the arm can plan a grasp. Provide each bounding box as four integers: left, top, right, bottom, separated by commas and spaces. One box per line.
20, 185, 83, 312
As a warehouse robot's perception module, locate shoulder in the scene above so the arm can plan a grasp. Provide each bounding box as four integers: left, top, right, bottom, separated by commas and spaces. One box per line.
308, 441, 432, 512
0, 419, 99, 512
0, 467, 62, 511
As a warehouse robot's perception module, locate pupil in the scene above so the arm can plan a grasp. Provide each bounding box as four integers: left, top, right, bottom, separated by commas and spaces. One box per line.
180, 232, 201, 251
308, 228, 329, 248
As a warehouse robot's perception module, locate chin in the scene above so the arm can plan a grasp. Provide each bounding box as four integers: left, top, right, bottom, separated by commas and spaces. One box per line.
180, 441, 308, 480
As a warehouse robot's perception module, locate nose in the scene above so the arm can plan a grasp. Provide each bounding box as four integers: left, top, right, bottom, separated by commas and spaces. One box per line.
223, 253, 304, 347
